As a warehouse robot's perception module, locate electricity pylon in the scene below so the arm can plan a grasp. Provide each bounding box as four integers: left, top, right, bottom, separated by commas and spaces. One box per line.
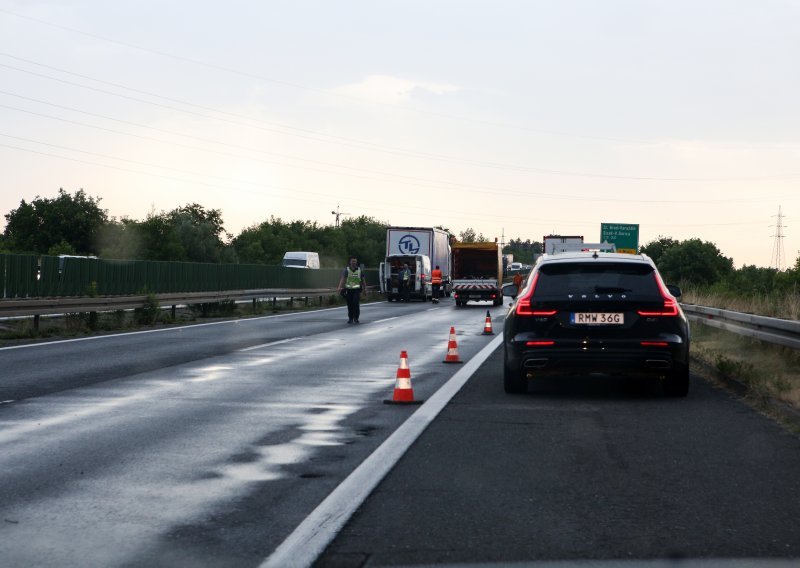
770, 205, 788, 270
331, 204, 350, 228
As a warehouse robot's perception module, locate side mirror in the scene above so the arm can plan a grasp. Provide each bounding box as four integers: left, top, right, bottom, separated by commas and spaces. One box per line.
666, 284, 682, 298
501, 283, 519, 299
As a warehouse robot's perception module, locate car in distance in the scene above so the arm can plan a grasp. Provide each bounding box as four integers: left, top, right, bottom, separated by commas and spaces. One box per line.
502, 251, 690, 396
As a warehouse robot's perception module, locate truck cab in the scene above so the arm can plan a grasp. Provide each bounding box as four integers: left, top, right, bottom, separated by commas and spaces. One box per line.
381, 254, 431, 302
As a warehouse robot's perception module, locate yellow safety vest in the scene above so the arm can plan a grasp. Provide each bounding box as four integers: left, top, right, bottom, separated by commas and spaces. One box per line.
345, 267, 362, 289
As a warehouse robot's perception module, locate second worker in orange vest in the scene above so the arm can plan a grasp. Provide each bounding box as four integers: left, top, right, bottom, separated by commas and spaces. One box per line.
431, 265, 443, 303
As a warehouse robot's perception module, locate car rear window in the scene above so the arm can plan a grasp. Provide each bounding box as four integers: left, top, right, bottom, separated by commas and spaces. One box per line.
535, 262, 658, 296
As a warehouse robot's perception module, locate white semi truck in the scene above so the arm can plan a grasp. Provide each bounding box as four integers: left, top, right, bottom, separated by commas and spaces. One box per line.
382, 227, 452, 301
542, 235, 585, 255
542, 235, 616, 254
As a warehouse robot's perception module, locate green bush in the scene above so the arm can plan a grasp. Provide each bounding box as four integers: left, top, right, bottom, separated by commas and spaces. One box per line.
134, 293, 160, 325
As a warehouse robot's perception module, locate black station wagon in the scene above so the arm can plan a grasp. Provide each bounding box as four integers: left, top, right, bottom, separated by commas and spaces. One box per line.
502, 251, 690, 396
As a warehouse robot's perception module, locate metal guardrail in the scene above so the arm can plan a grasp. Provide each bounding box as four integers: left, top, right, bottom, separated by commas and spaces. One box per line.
683, 304, 800, 350
0, 289, 341, 318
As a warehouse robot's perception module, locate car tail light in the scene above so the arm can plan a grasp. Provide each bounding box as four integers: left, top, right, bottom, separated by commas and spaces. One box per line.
637, 274, 679, 317
526, 340, 555, 346
641, 341, 669, 347
515, 272, 558, 317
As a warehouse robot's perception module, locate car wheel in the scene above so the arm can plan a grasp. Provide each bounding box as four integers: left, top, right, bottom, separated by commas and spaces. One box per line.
664, 364, 689, 397
504, 363, 527, 394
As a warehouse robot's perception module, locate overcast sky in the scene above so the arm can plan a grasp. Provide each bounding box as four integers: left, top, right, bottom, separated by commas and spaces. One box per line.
1, 1, 798, 268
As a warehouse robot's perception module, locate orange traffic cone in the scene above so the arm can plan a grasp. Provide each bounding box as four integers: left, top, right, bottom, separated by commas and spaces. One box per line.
442, 327, 463, 364
384, 351, 423, 405
482, 310, 494, 335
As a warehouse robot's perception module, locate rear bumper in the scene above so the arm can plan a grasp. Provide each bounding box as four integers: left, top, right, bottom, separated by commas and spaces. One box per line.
505, 334, 689, 377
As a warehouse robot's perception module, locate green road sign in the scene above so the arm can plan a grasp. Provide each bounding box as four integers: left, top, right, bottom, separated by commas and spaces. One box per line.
601, 223, 639, 254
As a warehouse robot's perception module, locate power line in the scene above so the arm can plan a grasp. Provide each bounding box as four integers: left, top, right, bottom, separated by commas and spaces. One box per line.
2, 115, 788, 207
0, 9, 668, 145
0, 141, 767, 232
3, 56, 799, 183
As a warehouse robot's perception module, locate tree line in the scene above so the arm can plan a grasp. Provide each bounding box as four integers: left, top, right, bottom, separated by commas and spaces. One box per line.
2, 190, 798, 295
0, 189, 497, 269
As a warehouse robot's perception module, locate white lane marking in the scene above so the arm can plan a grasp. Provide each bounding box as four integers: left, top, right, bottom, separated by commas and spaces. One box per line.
260, 333, 504, 568
0, 306, 350, 351
369, 317, 399, 324
239, 337, 304, 352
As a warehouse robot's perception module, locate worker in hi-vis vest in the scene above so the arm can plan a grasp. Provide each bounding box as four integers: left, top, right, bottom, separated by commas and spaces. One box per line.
399, 263, 411, 302
431, 265, 443, 303
337, 256, 367, 324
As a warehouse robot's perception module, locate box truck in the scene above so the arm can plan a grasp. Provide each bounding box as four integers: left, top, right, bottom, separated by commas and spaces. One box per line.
451, 241, 504, 306
384, 227, 452, 298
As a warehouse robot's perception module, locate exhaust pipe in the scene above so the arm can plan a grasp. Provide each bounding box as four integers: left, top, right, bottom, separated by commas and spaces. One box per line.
524, 358, 548, 369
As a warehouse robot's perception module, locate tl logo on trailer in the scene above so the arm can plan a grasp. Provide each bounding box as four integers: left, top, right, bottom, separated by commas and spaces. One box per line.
398, 235, 421, 254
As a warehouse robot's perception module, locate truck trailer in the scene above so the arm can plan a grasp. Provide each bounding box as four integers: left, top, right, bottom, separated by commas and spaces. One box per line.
385, 227, 452, 298
451, 241, 503, 306
542, 235, 615, 254
542, 235, 584, 255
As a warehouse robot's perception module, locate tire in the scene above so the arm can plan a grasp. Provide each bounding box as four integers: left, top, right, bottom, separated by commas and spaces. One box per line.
504, 363, 527, 394
664, 365, 689, 397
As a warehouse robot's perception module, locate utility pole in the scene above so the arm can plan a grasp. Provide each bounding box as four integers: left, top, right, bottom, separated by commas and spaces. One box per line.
770, 205, 788, 270
331, 204, 350, 229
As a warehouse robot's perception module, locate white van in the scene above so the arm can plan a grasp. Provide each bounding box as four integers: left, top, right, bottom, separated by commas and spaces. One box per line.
380, 254, 431, 301
282, 251, 320, 269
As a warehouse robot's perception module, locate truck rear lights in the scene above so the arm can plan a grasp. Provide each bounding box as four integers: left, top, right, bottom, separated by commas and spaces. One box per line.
636, 274, 679, 317
526, 340, 555, 347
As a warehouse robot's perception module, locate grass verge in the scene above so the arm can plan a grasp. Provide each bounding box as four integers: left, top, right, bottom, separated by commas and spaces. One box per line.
690, 322, 800, 434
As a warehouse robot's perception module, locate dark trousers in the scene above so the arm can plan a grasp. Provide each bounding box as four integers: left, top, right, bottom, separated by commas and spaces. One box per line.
345, 289, 361, 321
432, 283, 441, 301
400, 282, 410, 302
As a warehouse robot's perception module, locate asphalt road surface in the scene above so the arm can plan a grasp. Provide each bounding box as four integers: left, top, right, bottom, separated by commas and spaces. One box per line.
316, 348, 800, 567
1, 297, 798, 567
0, 298, 502, 566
